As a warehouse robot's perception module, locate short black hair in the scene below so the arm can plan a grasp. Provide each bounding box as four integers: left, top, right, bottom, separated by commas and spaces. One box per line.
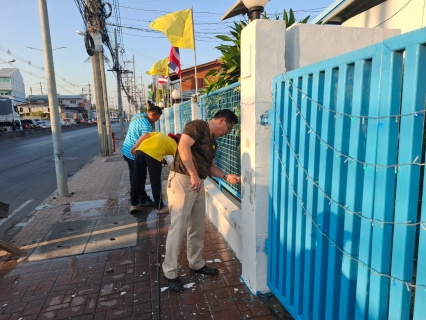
213, 109, 238, 125
148, 105, 162, 115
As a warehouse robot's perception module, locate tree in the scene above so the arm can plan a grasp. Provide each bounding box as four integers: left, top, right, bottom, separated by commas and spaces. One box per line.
203, 9, 310, 93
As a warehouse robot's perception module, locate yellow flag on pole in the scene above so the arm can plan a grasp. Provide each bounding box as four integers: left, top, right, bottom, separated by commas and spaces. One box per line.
148, 9, 194, 50
146, 57, 169, 76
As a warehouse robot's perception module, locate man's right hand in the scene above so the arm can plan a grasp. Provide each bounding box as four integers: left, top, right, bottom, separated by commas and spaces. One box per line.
189, 173, 202, 192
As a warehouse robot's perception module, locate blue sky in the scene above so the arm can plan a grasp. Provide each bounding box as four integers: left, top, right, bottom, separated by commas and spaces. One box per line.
1, 0, 332, 107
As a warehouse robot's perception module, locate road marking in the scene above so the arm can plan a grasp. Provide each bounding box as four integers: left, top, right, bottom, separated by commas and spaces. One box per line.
0, 199, 33, 226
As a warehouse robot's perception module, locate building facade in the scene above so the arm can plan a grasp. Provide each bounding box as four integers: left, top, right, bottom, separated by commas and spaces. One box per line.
0, 68, 26, 106
313, 0, 426, 34
19, 94, 91, 119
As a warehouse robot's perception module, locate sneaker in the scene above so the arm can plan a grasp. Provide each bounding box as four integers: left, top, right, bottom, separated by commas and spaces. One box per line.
157, 205, 169, 214
129, 206, 138, 214
191, 265, 219, 276
138, 199, 156, 207
167, 277, 184, 292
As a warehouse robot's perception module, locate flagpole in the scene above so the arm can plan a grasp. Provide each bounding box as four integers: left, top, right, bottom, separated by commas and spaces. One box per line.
191, 6, 198, 96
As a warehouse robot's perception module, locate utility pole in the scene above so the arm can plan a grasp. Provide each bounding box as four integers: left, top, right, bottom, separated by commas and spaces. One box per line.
99, 53, 112, 154
38, 0, 68, 197
114, 29, 124, 138
133, 55, 137, 113
39, 82, 43, 95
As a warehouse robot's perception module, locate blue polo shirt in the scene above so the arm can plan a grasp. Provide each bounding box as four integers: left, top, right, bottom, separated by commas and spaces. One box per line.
122, 113, 152, 160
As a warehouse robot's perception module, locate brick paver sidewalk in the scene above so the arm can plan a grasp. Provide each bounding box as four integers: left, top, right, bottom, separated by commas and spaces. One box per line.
0, 145, 291, 319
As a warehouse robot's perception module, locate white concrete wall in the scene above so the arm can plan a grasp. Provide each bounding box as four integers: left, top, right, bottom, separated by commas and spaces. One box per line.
240, 19, 286, 294
285, 24, 400, 71
204, 178, 242, 259
343, 0, 426, 34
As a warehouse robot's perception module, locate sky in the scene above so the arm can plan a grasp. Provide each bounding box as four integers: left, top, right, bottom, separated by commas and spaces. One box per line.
1, 0, 333, 110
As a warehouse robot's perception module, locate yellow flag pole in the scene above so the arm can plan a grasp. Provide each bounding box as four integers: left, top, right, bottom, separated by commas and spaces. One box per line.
191, 6, 198, 97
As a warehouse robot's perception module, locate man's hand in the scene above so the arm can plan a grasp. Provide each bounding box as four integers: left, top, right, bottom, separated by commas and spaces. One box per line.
130, 146, 137, 156
190, 173, 202, 192
225, 174, 241, 185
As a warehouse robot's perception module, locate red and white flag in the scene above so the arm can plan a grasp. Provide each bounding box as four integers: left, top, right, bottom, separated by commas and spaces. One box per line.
158, 76, 168, 85
168, 46, 181, 78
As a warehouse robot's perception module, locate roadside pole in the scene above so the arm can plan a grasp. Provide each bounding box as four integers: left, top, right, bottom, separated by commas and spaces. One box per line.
99, 53, 112, 154
92, 48, 108, 156
114, 29, 124, 138
38, 0, 69, 197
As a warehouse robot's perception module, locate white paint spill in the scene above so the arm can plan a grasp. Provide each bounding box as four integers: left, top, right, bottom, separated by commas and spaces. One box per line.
121, 292, 126, 295
206, 260, 213, 263
161, 287, 168, 292
3, 304, 7, 306
162, 255, 165, 257
35, 204, 52, 210
184, 283, 195, 289
213, 259, 222, 263
71, 294, 76, 298
180, 273, 186, 277
234, 288, 238, 292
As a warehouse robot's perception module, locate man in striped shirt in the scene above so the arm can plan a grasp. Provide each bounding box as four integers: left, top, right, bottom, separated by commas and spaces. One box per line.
122, 106, 162, 206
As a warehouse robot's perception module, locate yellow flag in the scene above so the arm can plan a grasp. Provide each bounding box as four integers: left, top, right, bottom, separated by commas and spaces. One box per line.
146, 57, 169, 76
148, 9, 194, 50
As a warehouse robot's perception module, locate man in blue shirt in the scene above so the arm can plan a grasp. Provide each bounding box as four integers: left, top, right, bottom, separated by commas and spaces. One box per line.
122, 106, 162, 206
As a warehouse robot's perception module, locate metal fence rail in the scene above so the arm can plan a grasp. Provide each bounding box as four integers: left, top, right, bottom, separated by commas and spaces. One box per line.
179, 100, 192, 131
268, 28, 426, 320
199, 82, 241, 199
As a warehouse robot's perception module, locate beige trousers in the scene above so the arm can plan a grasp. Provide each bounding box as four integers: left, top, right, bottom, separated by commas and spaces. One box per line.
162, 172, 206, 279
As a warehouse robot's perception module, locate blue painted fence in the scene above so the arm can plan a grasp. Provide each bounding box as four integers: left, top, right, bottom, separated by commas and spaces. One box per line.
178, 100, 192, 130
267, 28, 426, 320
199, 82, 241, 199
168, 106, 175, 134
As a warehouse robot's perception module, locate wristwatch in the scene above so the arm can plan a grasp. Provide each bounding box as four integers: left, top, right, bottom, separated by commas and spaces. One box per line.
222, 173, 228, 180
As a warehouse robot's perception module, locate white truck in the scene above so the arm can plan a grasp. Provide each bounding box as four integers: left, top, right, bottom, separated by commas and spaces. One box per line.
0, 98, 22, 131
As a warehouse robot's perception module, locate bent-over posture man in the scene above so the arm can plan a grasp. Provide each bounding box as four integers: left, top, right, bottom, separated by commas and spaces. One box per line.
129, 132, 180, 214
122, 106, 162, 206
162, 109, 241, 292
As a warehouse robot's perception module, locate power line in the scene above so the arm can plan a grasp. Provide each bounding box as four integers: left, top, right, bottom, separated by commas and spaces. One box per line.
374, 0, 412, 28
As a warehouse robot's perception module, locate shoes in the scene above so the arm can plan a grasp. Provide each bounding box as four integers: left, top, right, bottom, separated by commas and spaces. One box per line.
191, 265, 219, 276
157, 205, 169, 214
138, 199, 156, 207
167, 277, 184, 292
129, 206, 138, 214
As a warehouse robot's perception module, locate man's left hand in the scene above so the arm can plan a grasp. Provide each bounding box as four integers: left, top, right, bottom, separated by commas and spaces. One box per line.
226, 174, 241, 185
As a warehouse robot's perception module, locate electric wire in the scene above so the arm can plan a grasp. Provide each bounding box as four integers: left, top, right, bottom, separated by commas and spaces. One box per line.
374, 0, 413, 28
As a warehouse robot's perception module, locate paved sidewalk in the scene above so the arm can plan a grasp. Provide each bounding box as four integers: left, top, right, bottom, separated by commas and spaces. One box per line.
0, 144, 291, 319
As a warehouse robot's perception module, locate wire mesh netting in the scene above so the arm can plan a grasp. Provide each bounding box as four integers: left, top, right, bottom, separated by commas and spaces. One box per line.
168, 107, 175, 134
199, 82, 241, 199
179, 100, 192, 131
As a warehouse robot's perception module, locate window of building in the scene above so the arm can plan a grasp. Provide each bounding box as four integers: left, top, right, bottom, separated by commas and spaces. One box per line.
70, 100, 76, 104
0, 77, 10, 83
58, 100, 63, 104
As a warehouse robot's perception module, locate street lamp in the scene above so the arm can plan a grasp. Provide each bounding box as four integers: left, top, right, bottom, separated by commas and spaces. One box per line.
171, 89, 180, 100
242, 0, 269, 21
158, 102, 165, 109
0, 59, 16, 64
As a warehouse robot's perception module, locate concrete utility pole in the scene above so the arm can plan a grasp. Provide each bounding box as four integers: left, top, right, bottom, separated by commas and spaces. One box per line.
39, 82, 43, 95
99, 53, 112, 154
92, 48, 109, 156
114, 29, 124, 138
133, 55, 137, 113
38, 0, 69, 197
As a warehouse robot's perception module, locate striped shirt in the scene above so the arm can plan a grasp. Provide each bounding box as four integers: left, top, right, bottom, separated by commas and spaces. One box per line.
122, 113, 152, 160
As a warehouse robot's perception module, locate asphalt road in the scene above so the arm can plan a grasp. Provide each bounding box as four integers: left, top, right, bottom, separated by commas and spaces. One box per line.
0, 122, 122, 241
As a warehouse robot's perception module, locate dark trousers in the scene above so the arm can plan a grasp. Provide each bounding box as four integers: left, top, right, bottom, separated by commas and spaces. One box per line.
123, 155, 148, 203
130, 151, 163, 208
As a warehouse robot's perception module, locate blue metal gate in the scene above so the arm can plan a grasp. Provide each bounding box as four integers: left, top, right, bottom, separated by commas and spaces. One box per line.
267, 28, 426, 320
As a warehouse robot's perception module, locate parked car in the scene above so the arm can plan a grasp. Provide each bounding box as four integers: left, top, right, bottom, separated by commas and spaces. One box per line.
36, 120, 51, 128
62, 118, 75, 126
21, 119, 41, 129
